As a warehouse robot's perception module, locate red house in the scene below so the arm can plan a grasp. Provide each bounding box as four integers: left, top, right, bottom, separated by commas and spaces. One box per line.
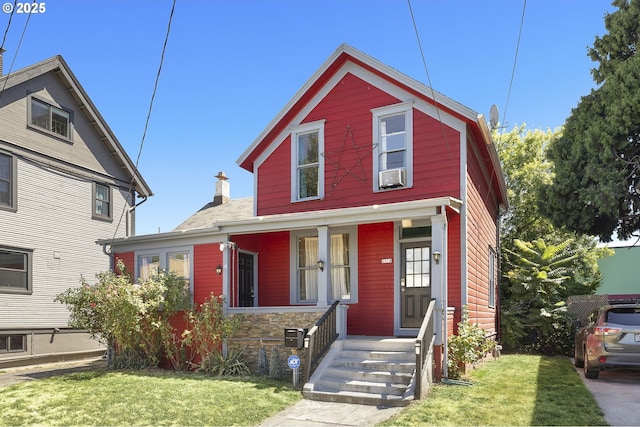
101, 44, 507, 405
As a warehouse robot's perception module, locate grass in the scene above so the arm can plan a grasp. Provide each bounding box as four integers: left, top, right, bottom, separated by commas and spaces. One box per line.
0, 370, 301, 426
381, 354, 607, 426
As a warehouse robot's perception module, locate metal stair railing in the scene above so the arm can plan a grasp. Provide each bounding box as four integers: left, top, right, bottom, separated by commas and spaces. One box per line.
304, 300, 340, 383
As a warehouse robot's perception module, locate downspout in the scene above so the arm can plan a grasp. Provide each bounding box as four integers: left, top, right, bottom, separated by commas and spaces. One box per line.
127, 194, 148, 237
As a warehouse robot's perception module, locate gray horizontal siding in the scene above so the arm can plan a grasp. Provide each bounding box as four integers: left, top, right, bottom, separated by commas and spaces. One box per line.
0, 158, 131, 328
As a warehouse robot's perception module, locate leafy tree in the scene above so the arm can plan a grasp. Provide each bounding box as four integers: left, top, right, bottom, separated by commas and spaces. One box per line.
495, 126, 611, 353
541, 0, 640, 241
501, 238, 596, 354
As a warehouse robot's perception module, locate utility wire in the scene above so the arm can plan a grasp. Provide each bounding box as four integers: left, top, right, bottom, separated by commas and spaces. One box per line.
0, 3, 32, 99
500, 0, 527, 135
0, 0, 17, 50
112, 0, 177, 241
407, 0, 457, 171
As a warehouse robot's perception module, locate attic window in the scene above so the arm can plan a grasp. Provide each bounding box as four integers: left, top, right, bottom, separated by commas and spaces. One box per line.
29, 97, 72, 140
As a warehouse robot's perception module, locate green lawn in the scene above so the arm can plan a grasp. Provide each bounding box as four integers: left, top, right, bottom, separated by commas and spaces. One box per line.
0, 355, 607, 426
0, 370, 300, 426
382, 354, 607, 426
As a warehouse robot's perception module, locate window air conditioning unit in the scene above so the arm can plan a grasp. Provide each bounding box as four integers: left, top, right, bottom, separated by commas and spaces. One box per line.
379, 168, 406, 189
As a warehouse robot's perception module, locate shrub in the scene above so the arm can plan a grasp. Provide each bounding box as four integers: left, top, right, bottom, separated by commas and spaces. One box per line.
447, 306, 495, 379
198, 349, 250, 376
180, 294, 244, 371
55, 261, 191, 368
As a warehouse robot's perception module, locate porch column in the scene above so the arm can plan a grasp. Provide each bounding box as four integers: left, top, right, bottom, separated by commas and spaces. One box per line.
317, 226, 330, 306
430, 212, 447, 347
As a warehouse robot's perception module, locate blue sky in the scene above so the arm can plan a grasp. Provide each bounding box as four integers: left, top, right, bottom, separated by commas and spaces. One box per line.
1, 0, 616, 235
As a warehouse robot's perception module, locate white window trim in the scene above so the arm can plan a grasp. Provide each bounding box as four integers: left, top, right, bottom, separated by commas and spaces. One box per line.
135, 246, 194, 295
289, 227, 358, 305
371, 101, 414, 192
290, 120, 325, 202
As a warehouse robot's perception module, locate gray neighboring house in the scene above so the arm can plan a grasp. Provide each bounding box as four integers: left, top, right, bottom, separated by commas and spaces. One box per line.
0, 52, 152, 367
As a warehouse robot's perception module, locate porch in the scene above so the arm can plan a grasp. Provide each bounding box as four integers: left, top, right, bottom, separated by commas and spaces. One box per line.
226, 299, 439, 406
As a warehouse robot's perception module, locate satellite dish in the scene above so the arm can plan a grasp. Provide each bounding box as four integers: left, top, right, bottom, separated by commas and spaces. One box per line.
489, 104, 499, 129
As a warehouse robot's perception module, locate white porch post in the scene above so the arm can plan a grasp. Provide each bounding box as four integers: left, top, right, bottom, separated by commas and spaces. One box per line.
317, 226, 330, 306
431, 212, 447, 347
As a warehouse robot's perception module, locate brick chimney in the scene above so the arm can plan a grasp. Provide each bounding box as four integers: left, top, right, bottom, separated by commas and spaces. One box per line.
0, 48, 5, 76
213, 171, 230, 206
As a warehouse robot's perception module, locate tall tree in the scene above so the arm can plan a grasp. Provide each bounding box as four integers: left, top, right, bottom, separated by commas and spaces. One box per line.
495, 126, 609, 353
541, 0, 640, 242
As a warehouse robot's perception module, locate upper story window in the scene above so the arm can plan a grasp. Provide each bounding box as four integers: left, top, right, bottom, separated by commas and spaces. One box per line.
291, 120, 325, 201
0, 152, 16, 211
0, 246, 32, 294
372, 102, 413, 191
29, 97, 72, 140
93, 182, 112, 221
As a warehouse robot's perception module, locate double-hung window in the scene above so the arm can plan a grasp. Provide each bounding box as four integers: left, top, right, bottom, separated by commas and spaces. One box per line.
29, 97, 72, 140
93, 183, 112, 220
0, 246, 32, 294
294, 229, 355, 303
0, 152, 16, 211
372, 102, 413, 191
291, 120, 324, 201
489, 247, 496, 307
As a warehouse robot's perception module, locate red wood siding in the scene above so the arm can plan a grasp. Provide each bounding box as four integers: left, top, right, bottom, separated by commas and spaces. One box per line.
463, 137, 499, 334
114, 251, 133, 275
348, 222, 395, 336
233, 231, 291, 306
256, 72, 461, 216
193, 244, 223, 305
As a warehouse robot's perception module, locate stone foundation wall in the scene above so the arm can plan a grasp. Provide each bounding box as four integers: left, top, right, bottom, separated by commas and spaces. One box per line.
227, 310, 324, 376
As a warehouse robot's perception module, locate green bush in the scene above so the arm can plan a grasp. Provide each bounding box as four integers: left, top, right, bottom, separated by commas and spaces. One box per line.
55, 261, 191, 368
447, 306, 495, 379
198, 349, 250, 376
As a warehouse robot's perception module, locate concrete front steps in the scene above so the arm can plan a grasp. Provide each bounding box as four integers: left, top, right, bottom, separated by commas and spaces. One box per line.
302, 337, 416, 407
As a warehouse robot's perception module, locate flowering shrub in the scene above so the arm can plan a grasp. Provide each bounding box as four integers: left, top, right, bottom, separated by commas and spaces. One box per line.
56, 261, 191, 368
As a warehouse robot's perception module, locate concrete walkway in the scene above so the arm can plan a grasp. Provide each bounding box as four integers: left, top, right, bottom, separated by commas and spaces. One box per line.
257, 399, 403, 427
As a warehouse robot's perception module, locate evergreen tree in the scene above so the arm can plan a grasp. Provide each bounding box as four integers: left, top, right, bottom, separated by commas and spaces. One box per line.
542, 0, 640, 241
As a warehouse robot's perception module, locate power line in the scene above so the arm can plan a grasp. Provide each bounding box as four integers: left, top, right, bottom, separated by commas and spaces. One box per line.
501, 0, 527, 134
0, 3, 33, 99
112, 0, 177, 241
406, 0, 456, 171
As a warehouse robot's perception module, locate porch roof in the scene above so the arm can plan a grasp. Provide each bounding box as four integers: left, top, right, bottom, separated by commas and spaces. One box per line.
98, 196, 462, 250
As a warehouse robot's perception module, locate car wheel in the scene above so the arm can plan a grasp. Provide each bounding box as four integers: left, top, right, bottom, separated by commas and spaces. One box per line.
583, 348, 599, 379
574, 346, 584, 368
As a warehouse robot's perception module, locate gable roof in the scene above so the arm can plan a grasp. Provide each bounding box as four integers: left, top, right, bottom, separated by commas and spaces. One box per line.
0, 55, 152, 197
236, 43, 507, 208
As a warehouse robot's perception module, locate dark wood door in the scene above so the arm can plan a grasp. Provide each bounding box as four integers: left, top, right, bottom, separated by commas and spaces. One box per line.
238, 252, 254, 307
400, 242, 432, 328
